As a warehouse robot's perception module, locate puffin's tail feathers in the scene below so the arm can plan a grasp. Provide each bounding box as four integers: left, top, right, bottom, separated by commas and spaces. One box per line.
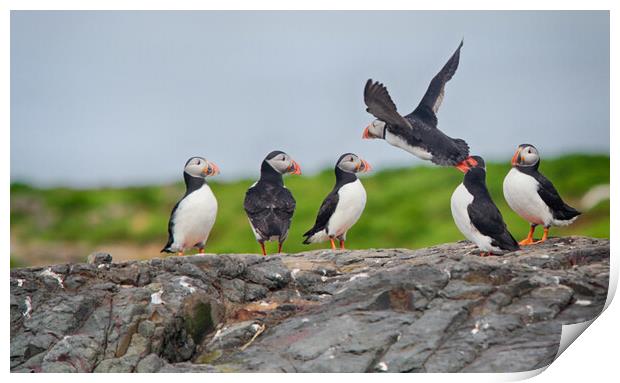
302, 229, 328, 244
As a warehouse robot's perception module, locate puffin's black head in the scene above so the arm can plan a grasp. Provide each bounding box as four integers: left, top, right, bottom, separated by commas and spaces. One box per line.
336, 153, 372, 174
456, 155, 485, 173
362, 120, 387, 140
511, 144, 540, 168
184, 156, 220, 178
262, 150, 301, 175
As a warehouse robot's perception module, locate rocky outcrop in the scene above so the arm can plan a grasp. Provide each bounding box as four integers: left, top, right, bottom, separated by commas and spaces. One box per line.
10, 236, 609, 373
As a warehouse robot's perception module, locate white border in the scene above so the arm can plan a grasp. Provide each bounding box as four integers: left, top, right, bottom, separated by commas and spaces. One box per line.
3, 1, 616, 382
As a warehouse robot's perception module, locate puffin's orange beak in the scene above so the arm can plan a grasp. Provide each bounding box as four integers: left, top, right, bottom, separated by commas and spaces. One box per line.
511, 148, 521, 166
289, 160, 302, 175
357, 159, 372, 173
203, 162, 220, 176
362, 125, 372, 139
455, 162, 469, 173
455, 156, 477, 173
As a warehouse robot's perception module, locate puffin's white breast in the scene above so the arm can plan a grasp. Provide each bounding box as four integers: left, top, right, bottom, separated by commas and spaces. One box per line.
450, 183, 499, 253
503, 168, 552, 226
172, 184, 218, 249
385, 130, 433, 161
327, 179, 367, 238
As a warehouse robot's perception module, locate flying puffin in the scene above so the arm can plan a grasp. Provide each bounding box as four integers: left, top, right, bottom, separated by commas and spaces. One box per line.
162, 156, 220, 256
451, 156, 519, 256
503, 144, 581, 245
303, 153, 371, 250
362, 40, 470, 168
244, 150, 301, 256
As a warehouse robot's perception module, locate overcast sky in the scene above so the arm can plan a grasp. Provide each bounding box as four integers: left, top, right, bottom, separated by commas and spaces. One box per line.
11, 11, 609, 188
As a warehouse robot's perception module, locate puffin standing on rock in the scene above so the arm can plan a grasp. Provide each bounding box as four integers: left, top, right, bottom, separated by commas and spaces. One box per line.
451, 156, 519, 256
244, 150, 301, 256
162, 156, 220, 256
362, 40, 470, 168
503, 144, 581, 245
303, 153, 371, 250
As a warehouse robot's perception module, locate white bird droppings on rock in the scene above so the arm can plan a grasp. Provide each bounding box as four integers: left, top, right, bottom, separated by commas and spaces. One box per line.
526, 305, 534, 316
376, 362, 388, 372
179, 277, 196, 293
471, 321, 481, 335
273, 273, 283, 280
291, 269, 300, 280
321, 276, 328, 282
17, 279, 24, 287
151, 289, 164, 305
23, 296, 32, 318
471, 320, 489, 335
301, 318, 309, 323
251, 323, 261, 332
575, 300, 592, 306
40, 268, 64, 288
349, 273, 369, 282
539, 254, 550, 259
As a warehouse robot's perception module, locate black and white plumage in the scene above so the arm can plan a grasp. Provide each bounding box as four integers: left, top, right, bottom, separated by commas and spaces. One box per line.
362, 40, 470, 167
503, 144, 581, 245
244, 150, 301, 256
451, 156, 519, 256
162, 156, 220, 256
303, 153, 371, 250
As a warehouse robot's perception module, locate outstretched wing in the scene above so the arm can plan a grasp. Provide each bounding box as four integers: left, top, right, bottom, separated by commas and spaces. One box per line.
408, 40, 464, 127
364, 79, 413, 130
303, 191, 339, 238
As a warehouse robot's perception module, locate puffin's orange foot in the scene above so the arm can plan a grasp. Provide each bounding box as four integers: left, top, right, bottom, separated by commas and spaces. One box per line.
260, 242, 267, 256
339, 240, 345, 250
519, 238, 536, 246
330, 238, 336, 250
177, 251, 184, 256
198, 247, 204, 254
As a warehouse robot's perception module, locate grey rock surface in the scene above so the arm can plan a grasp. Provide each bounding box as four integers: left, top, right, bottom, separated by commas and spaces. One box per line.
10, 236, 609, 373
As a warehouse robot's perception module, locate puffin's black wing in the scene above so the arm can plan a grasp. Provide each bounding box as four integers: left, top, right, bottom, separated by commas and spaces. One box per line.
408, 40, 464, 127
364, 79, 414, 131
161, 200, 181, 253
271, 187, 296, 240
534, 173, 581, 221
303, 190, 339, 242
468, 197, 519, 252
244, 184, 296, 240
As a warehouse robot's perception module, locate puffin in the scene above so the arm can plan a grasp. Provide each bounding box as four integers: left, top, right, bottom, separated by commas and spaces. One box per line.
303, 153, 371, 250
244, 150, 301, 256
362, 40, 470, 168
503, 144, 581, 245
162, 156, 220, 256
451, 156, 519, 256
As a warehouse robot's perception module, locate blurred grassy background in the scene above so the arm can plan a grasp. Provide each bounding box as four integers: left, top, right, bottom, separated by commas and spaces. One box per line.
10, 154, 609, 267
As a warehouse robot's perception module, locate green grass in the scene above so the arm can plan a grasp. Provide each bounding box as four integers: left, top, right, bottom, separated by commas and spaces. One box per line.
10, 154, 609, 266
